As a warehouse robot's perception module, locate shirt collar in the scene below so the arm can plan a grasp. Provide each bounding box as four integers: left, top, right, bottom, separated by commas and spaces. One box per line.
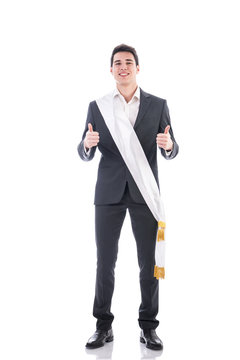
113, 86, 140, 102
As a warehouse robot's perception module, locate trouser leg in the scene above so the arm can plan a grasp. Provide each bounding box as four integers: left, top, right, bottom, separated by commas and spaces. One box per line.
128, 203, 159, 330
93, 202, 127, 330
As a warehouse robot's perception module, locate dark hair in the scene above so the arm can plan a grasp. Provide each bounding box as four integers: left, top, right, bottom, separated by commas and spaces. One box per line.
110, 44, 139, 67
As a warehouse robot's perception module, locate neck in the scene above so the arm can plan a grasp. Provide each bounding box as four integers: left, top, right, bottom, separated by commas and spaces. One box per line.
116, 83, 138, 103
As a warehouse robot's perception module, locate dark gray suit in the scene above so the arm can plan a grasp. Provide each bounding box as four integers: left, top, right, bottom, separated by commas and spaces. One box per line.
78, 88, 179, 204
77, 88, 179, 330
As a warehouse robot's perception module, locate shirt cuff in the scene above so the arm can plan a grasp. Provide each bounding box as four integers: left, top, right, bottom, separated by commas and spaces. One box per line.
84, 145, 91, 155
165, 149, 172, 155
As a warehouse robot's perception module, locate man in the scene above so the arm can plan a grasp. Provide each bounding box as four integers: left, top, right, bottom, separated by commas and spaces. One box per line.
77, 44, 179, 351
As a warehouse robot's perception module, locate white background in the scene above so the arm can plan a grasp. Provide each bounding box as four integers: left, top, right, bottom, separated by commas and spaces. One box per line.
1, 0, 240, 359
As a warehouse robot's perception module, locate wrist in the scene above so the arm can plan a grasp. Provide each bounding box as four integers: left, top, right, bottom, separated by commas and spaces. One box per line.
166, 141, 173, 151
84, 139, 89, 150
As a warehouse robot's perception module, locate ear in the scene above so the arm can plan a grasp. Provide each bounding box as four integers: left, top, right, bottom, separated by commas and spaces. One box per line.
110, 67, 113, 75
136, 65, 140, 74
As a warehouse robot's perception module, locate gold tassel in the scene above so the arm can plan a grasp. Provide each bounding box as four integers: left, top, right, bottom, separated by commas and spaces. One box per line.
154, 222, 166, 279
157, 221, 166, 241
155, 222, 166, 279
154, 265, 165, 279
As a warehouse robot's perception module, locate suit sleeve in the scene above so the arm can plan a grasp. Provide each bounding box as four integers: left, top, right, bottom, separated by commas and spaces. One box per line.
158, 100, 179, 160
77, 102, 97, 161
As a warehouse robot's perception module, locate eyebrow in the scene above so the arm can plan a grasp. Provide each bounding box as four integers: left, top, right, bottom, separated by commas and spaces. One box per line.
114, 59, 134, 63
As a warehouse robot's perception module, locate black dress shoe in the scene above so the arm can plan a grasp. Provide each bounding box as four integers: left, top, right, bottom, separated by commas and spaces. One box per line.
140, 329, 163, 351
85, 329, 114, 349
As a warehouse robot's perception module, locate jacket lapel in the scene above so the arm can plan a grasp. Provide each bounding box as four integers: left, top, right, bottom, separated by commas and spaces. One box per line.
134, 88, 151, 130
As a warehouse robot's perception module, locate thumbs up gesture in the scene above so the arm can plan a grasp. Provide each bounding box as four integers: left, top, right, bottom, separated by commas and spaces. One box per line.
84, 123, 100, 149
156, 125, 173, 151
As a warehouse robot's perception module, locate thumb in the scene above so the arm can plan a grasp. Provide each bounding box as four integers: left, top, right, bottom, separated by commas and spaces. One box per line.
164, 125, 170, 134
88, 123, 93, 132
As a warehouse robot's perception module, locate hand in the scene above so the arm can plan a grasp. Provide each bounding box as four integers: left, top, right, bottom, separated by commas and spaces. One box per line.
84, 123, 100, 149
156, 125, 173, 151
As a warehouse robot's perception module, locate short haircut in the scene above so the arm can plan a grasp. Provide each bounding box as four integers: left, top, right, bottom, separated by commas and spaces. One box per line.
110, 44, 139, 67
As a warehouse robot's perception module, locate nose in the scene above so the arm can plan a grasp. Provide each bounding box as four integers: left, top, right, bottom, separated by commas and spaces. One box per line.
120, 64, 127, 70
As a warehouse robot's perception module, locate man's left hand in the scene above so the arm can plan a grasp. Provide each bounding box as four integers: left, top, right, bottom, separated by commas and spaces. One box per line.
156, 125, 173, 151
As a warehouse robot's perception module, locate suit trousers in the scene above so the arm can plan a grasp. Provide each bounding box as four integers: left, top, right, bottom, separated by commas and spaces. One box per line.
93, 183, 159, 330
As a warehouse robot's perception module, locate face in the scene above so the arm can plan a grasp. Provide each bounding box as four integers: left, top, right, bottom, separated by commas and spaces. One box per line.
110, 51, 140, 86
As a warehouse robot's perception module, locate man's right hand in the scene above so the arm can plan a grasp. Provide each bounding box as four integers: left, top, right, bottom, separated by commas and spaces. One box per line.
84, 123, 100, 149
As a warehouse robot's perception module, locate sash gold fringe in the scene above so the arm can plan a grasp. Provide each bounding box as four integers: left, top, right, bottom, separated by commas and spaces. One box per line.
155, 222, 166, 279
154, 265, 165, 279
157, 221, 166, 241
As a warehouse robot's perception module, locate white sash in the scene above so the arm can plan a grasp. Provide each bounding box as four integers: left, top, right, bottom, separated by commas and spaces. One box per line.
96, 91, 166, 279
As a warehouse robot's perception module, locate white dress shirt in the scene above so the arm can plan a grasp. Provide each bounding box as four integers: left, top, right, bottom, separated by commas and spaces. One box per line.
84, 86, 172, 155
113, 86, 140, 127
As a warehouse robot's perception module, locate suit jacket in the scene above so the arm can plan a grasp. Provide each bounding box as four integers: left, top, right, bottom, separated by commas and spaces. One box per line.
77, 88, 179, 205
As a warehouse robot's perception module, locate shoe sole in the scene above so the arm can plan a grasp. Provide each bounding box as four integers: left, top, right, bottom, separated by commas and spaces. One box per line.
86, 336, 114, 349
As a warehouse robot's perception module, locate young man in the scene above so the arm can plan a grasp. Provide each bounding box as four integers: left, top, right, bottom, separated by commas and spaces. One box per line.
77, 44, 179, 351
